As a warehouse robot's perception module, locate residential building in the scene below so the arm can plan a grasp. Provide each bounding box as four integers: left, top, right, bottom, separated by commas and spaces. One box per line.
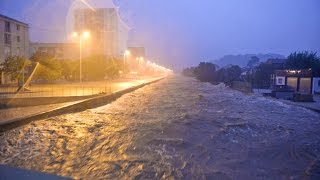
128, 47, 145, 59
313, 77, 320, 94
0, 14, 29, 84
73, 8, 129, 58
30, 42, 79, 60
273, 69, 313, 94
271, 69, 314, 101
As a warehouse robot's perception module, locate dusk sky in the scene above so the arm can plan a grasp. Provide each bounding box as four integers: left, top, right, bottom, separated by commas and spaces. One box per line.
1, 0, 319, 69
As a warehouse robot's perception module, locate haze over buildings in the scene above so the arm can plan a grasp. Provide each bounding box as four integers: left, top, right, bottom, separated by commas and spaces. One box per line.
74, 8, 129, 57
0, 0, 319, 69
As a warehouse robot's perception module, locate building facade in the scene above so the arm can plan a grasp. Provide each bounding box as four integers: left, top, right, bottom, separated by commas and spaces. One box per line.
0, 14, 29, 84
272, 69, 313, 94
74, 8, 129, 58
128, 47, 145, 59
312, 77, 320, 94
30, 43, 79, 60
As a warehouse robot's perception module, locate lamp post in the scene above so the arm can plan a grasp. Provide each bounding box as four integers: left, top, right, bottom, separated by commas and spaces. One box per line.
123, 50, 130, 72
73, 31, 90, 83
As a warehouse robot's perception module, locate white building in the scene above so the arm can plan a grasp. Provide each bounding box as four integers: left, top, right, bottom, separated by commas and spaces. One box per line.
0, 14, 29, 84
313, 77, 320, 94
74, 8, 129, 58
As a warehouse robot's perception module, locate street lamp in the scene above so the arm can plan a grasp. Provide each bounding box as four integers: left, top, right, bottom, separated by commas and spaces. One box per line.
123, 50, 130, 72
73, 31, 90, 83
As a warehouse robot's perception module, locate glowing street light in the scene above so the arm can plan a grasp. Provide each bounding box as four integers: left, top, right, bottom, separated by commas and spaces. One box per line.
123, 50, 130, 72
73, 31, 90, 83
83, 31, 90, 39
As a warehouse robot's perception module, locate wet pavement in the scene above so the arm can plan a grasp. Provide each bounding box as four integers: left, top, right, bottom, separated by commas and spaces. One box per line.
0, 75, 320, 179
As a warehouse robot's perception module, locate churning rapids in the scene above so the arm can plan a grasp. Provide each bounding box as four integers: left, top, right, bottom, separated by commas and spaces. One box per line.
1, 76, 320, 179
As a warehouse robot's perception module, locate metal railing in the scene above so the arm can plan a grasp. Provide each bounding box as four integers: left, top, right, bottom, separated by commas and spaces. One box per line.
0, 85, 114, 98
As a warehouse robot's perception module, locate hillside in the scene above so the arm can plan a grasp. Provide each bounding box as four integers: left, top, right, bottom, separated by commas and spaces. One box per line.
213, 53, 286, 67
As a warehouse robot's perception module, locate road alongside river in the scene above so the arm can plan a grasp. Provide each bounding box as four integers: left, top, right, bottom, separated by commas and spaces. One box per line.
1, 75, 320, 179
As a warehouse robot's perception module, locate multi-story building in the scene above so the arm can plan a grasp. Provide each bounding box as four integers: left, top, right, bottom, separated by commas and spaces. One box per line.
128, 47, 145, 59
74, 8, 129, 58
0, 14, 29, 84
30, 42, 79, 60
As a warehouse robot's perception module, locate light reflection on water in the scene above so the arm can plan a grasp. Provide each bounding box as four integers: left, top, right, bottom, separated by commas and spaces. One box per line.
1, 75, 320, 179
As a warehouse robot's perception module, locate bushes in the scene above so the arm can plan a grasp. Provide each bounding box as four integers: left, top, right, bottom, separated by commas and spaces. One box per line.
194, 62, 217, 82
31, 52, 62, 82
60, 55, 123, 81
184, 62, 241, 85
286, 51, 320, 76
0, 56, 30, 82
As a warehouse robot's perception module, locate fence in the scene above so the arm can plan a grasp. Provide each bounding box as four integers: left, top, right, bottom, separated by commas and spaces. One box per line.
232, 81, 253, 93
0, 85, 114, 98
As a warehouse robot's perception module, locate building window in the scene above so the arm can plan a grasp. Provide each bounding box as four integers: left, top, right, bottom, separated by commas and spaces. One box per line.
4, 46, 11, 58
16, 24, 20, 31
17, 36, 20, 43
5, 21, 10, 32
4, 34, 11, 45
16, 48, 21, 55
276, 76, 285, 85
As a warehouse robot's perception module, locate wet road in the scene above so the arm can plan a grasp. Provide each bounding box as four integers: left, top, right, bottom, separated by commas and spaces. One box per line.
1, 76, 320, 179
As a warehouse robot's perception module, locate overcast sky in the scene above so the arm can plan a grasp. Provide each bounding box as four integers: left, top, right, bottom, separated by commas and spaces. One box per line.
1, 0, 319, 69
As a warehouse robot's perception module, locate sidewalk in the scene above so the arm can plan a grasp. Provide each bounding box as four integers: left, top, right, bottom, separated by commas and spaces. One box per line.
0, 77, 157, 98
0, 77, 164, 127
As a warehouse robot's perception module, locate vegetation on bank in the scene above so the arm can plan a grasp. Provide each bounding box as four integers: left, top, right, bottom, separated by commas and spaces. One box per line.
182, 51, 320, 88
0, 52, 124, 84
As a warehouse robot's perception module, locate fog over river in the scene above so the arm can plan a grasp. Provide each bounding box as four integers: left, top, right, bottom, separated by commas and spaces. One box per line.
1, 76, 320, 179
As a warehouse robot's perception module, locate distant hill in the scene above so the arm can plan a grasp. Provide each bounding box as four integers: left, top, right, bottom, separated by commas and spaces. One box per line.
213, 53, 286, 68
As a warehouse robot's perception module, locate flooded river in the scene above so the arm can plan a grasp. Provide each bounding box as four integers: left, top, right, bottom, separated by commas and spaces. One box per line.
1, 76, 320, 179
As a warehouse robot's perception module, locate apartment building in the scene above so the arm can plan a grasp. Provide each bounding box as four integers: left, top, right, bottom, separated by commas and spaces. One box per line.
0, 14, 29, 84
74, 8, 129, 57
30, 42, 79, 60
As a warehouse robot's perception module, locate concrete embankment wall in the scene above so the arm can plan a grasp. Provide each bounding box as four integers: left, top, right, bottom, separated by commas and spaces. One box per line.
231, 81, 253, 93
0, 77, 164, 132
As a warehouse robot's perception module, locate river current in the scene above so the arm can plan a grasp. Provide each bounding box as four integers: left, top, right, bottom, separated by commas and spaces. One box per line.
1, 75, 320, 179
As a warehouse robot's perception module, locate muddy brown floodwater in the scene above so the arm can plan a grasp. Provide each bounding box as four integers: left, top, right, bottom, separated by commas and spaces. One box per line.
1, 75, 320, 179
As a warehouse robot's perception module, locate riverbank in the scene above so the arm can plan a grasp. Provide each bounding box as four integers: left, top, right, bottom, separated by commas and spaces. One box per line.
252, 89, 320, 113
0, 76, 165, 131
276, 95, 320, 113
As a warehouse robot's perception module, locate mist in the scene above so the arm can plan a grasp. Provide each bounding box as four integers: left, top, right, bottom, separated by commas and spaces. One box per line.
1, 0, 319, 69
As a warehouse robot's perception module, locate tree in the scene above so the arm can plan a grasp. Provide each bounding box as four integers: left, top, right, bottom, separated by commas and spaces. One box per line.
82, 55, 108, 81
0, 56, 30, 83
60, 60, 78, 81
182, 67, 196, 77
247, 56, 260, 68
194, 62, 217, 82
286, 51, 320, 76
105, 57, 122, 79
253, 62, 273, 88
224, 65, 242, 85
31, 52, 62, 82
214, 65, 242, 85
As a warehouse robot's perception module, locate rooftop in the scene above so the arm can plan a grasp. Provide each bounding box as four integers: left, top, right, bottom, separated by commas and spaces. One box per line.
0, 13, 28, 26
275, 69, 313, 77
